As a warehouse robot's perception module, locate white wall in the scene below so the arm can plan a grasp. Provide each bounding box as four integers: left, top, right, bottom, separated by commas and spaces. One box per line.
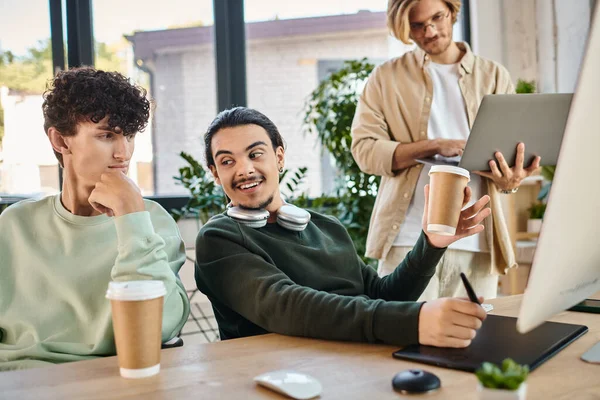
502, 0, 538, 82
554, 0, 592, 92
469, 0, 505, 65
470, 0, 593, 92
536, 0, 557, 93
0, 89, 53, 194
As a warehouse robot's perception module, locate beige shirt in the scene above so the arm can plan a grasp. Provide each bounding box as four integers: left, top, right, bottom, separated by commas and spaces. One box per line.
351, 42, 517, 275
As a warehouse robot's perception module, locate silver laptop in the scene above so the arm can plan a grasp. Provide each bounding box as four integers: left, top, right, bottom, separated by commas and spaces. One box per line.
458, 93, 573, 172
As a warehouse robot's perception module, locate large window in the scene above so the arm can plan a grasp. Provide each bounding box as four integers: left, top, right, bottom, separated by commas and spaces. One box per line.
0, 0, 59, 196
92, 0, 216, 196
0, 0, 472, 201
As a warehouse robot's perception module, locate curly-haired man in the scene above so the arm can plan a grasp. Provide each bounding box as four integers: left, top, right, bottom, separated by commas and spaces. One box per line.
0, 67, 190, 370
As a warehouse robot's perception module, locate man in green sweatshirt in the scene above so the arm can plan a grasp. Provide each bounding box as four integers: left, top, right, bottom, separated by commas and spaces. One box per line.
0, 67, 190, 371
195, 107, 489, 348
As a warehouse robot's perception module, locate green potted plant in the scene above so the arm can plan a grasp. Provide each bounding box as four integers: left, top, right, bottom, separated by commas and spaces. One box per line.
476, 358, 529, 399
515, 79, 536, 94
302, 58, 378, 266
527, 202, 546, 234
171, 152, 227, 225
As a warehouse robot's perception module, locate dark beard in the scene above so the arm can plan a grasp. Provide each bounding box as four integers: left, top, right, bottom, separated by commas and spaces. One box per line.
238, 194, 274, 211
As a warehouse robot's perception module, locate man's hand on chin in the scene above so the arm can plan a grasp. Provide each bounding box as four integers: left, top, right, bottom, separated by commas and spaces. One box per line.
88, 171, 145, 217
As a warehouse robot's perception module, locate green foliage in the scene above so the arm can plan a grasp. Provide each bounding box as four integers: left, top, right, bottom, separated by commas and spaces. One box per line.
540, 165, 555, 181
0, 39, 125, 94
476, 358, 529, 390
94, 41, 122, 73
302, 58, 378, 197
537, 165, 555, 202
515, 79, 536, 94
0, 40, 54, 93
171, 152, 227, 223
280, 166, 309, 199
528, 202, 546, 219
302, 58, 378, 266
0, 50, 16, 65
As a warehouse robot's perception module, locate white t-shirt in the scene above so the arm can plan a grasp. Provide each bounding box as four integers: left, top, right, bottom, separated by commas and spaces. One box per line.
393, 61, 488, 253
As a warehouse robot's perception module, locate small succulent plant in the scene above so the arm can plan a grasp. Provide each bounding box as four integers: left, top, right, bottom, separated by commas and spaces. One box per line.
476, 358, 529, 390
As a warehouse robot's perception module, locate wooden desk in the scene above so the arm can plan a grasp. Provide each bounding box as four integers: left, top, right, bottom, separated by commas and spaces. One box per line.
1, 295, 599, 400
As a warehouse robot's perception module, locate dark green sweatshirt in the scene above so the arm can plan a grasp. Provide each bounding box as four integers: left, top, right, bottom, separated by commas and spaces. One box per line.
195, 211, 446, 346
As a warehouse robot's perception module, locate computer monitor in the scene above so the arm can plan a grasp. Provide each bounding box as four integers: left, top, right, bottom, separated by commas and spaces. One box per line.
516, 3, 600, 334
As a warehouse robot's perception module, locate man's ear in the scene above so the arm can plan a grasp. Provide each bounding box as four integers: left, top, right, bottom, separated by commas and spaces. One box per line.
209, 165, 221, 186
47, 127, 70, 156
275, 146, 285, 170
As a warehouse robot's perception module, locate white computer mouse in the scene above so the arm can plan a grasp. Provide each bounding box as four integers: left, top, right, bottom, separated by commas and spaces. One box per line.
254, 369, 322, 400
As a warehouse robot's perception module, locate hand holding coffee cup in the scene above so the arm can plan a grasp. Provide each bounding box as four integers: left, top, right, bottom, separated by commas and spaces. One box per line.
106, 280, 166, 379
422, 166, 491, 249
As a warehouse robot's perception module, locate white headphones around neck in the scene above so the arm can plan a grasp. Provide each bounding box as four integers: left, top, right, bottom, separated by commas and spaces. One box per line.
226, 203, 311, 231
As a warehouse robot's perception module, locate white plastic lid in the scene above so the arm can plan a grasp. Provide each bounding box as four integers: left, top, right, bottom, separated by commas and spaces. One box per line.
106, 280, 166, 301
429, 165, 470, 181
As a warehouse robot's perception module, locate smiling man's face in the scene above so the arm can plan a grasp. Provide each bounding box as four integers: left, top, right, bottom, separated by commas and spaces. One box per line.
209, 124, 284, 212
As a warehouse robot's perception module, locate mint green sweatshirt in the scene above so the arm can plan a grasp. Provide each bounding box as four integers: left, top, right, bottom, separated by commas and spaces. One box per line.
0, 195, 190, 371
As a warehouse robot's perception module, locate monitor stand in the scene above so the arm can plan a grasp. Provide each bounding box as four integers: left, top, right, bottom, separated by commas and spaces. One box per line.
569, 299, 600, 364
581, 341, 600, 364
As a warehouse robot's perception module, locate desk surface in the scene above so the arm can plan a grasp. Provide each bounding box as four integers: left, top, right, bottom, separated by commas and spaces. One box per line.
1, 295, 599, 400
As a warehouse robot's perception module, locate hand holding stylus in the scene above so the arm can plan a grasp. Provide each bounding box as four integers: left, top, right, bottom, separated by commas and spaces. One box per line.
417, 274, 486, 348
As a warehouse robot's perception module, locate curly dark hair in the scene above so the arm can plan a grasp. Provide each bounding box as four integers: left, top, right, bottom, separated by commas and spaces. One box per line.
42, 67, 151, 166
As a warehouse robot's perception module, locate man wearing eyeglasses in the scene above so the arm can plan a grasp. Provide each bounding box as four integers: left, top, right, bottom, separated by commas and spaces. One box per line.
351, 0, 541, 301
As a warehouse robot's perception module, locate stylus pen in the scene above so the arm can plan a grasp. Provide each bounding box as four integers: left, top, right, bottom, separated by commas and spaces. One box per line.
460, 272, 481, 305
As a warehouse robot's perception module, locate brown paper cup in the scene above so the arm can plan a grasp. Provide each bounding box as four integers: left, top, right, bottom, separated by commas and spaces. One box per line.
427, 166, 470, 236
106, 281, 166, 379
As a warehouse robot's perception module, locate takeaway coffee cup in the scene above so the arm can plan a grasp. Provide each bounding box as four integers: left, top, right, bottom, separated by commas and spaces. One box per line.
427, 165, 470, 236
106, 280, 166, 379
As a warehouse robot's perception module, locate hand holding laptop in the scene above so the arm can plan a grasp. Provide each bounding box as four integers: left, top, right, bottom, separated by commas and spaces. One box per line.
473, 142, 541, 192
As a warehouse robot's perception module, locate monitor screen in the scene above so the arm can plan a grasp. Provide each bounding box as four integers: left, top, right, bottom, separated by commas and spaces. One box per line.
517, 3, 600, 333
